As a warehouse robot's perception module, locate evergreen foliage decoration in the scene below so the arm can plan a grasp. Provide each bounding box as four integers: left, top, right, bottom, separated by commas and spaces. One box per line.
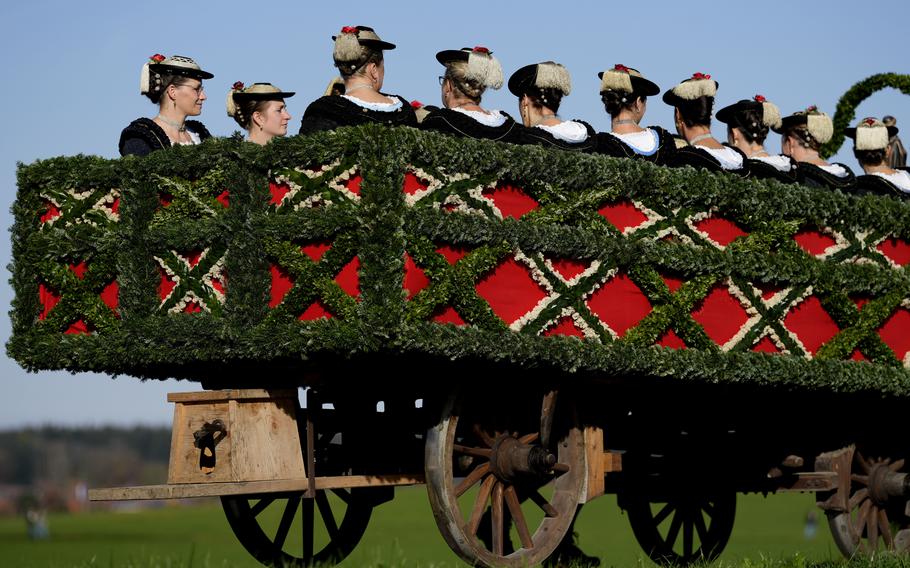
821, 73, 910, 158
9, 125, 910, 396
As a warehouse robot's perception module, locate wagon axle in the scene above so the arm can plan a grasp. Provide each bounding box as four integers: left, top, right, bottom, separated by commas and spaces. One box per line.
867, 461, 910, 505
490, 434, 557, 482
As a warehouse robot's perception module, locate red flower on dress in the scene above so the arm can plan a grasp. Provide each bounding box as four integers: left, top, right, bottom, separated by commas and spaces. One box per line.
692, 72, 711, 80
150, 54, 166, 63
232, 81, 245, 91
472, 46, 490, 54
754, 94, 766, 103
614, 64, 630, 72
341, 26, 359, 34
410, 100, 424, 109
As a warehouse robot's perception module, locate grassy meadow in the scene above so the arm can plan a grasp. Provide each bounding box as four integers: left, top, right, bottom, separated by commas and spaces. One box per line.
0, 488, 878, 567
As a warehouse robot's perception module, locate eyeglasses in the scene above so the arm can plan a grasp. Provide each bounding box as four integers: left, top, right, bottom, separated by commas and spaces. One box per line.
438, 76, 446, 86
177, 83, 205, 95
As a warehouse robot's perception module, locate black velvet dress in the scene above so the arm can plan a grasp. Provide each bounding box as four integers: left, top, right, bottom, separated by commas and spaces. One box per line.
594, 126, 676, 165
511, 120, 597, 152
419, 107, 521, 142
670, 144, 747, 174
298, 94, 418, 134
743, 155, 799, 184
853, 169, 910, 198
119, 118, 212, 157
794, 162, 856, 191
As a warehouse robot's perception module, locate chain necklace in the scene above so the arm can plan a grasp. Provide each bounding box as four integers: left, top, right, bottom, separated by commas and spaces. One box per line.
688, 133, 713, 145
345, 83, 375, 94
613, 119, 638, 126
156, 115, 186, 133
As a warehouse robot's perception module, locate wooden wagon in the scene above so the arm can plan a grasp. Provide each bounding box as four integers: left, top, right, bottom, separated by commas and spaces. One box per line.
11, 126, 910, 567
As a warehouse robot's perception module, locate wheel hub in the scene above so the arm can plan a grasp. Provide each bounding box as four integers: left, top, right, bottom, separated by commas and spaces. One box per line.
489, 434, 556, 482
868, 461, 910, 506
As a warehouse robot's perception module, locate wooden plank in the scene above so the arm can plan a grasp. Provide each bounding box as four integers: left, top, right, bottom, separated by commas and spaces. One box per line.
603, 451, 622, 473
167, 389, 298, 404
583, 426, 605, 503
167, 401, 233, 483
89, 474, 426, 501
231, 398, 306, 481
775, 471, 838, 493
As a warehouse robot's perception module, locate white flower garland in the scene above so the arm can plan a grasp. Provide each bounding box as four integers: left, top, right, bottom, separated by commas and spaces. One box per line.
39, 188, 120, 228
327, 165, 362, 203
153, 249, 227, 313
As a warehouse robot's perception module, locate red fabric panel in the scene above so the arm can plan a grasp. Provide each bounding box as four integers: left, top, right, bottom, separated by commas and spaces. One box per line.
269, 265, 293, 308
878, 308, 910, 361
693, 217, 748, 247
269, 181, 290, 205
597, 201, 648, 233
660, 274, 684, 293
752, 336, 781, 353
335, 257, 360, 298
436, 245, 468, 265
403, 254, 429, 299
39, 283, 60, 320
586, 273, 652, 337
216, 190, 230, 208
111, 197, 120, 214
300, 301, 333, 321
851, 349, 868, 362
548, 258, 589, 281
158, 267, 177, 301
475, 258, 548, 325
402, 172, 429, 195
793, 229, 836, 256
432, 306, 465, 326
657, 329, 686, 349
210, 275, 225, 296
159, 193, 173, 207
877, 237, 910, 266
783, 296, 839, 355
345, 174, 363, 196
301, 242, 332, 262
65, 320, 90, 335
69, 261, 87, 279
755, 283, 783, 301
40, 201, 61, 223
691, 286, 750, 345
482, 183, 539, 219
852, 296, 870, 310
101, 281, 119, 311
184, 250, 203, 268
183, 301, 203, 314
544, 317, 585, 338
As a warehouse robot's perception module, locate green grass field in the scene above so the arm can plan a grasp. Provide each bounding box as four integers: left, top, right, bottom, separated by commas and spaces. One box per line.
0, 488, 874, 567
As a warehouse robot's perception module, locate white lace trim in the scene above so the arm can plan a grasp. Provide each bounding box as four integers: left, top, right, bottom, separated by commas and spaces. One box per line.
818, 163, 849, 178
873, 170, 910, 193
176, 130, 202, 146
611, 129, 658, 153
752, 154, 792, 172
697, 146, 744, 170
341, 95, 402, 112
535, 121, 589, 143
451, 107, 507, 127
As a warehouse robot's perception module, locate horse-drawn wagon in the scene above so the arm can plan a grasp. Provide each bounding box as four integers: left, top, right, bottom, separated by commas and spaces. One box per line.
11, 126, 910, 566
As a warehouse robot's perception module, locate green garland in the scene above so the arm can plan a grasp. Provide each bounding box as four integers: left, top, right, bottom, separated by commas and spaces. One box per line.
821, 73, 910, 158
9, 125, 910, 396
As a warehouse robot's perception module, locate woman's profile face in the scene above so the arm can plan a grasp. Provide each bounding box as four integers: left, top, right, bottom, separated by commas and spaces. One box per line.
255, 100, 292, 137
172, 79, 206, 116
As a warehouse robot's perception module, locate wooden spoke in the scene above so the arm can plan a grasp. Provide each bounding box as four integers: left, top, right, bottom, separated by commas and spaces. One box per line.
453, 444, 492, 459
250, 497, 275, 517
519, 432, 539, 445
849, 488, 869, 511
664, 509, 684, 548
890, 459, 906, 472
653, 503, 675, 526
854, 499, 872, 539
467, 475, 497, 536
868, 505, 879, 550
455, 463, 490, 497
857, 452, 872, 474
879, 508, 893, 549
682, 508, 694, 558
694, 508, 709, 544
330, 488, 351, 504
301, 497, 314, 562
492, 482, 505, 556
505, 485, 534, 550
473, 423, 495, 448
273, 496, 300, 550
315, 491, 339, 540
852, 474, 870, 485
529, 489, 559, 517
540, 390, 557, 448
702, 501, 716, 517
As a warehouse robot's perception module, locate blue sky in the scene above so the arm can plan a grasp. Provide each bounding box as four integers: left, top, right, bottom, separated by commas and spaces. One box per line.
2, 0, 908, 427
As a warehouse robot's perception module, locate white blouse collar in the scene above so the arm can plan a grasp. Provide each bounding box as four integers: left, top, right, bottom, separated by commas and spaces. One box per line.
342, 95, 402, 112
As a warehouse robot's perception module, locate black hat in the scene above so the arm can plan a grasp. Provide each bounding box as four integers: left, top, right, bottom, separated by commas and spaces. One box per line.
141, 54, 213, 95
662, 72, 718, 107
716, 95, 782, 131
772, 106, 834, 144
332, 25, 395, 52
226, 82, 295, 120
507, 62, 572, 98
845, 117, 898, 150
597, 64, 659, 97
436, 46, 504, 89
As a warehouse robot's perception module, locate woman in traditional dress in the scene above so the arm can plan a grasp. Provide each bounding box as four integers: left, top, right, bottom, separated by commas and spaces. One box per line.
507, 61, 596, 151
226, 82, 295, 145
663, 73, 746, 172
715, 95, 797, 183
594, 64, 675, 164
774, 106, 856, 190
420, 46, 519, 141
846, 117, 910, 196
298, 25, 416, 134
119, 54, 214, 156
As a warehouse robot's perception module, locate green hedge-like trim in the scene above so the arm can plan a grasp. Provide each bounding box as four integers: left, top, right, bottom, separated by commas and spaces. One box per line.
821, 73, 910, 158
9, 125, 910, 397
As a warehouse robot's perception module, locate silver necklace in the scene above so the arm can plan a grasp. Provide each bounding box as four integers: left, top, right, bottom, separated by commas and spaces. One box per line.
689, 133, 713, 145
613, 119, 638, 126
156, 115, 186, 133
345, 84, 374, 94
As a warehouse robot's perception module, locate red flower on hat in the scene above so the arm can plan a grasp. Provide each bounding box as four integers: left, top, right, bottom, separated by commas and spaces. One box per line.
341, 26, 359, 34
232, 81, 245, 91
150, 54, 166, 63
410, 100, 424, 109
614, 64, 630, 72
806, 105, 818, 113
692, 72, 711, 80
754, 94, 766, 103
864, 117, 877, 126
472, 46, 490, 54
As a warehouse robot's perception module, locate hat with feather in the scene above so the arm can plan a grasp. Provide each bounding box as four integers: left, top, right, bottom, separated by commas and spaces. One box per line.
141, 54, 213, 96
773, 105, 834, 144
597, 64, 659, 97
662, 72, 718, 107
845, 117, 898, 151
507, 61, 572, 99
436, 46, 504, 90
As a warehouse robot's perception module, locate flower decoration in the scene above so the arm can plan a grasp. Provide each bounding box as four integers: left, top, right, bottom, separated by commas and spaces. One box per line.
692, 72, 711, 80
754, 94, 766, 103
150, 54, 166, 63
410, 100, 424, 109
614, 64, 630, 72
341, 26, 359, 34
232, 81, 245, 91
472, 46, 490, 54
806, 105, 818, 113
864, 117, 877, 126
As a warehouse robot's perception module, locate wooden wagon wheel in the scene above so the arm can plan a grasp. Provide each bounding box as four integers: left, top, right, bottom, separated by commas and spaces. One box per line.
624, 489, 736, 565
424, 389, 585, 568
825, 450, 910, 557
221, 402, 373, 567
